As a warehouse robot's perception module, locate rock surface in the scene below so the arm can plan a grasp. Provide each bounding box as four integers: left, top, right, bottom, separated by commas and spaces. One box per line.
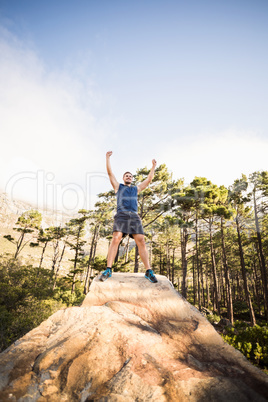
1, 273, 268, 401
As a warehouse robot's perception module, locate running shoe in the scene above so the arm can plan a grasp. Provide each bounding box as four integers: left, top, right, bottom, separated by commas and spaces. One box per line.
99, 268, 112, 281
145, 269, 158, 283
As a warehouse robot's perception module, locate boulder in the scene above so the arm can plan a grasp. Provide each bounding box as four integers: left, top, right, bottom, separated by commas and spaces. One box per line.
0, 273, 268, 401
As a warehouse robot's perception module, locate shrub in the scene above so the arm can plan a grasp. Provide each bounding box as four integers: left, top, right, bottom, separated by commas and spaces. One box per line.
222, 322, 268, 369
0, 257, 85, 352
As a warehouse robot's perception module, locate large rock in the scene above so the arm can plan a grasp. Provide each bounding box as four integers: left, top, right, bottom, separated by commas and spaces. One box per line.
0, 273, 268, 401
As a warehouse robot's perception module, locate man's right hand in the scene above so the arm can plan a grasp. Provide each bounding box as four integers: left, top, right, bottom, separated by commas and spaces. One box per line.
106, 151, 119, 193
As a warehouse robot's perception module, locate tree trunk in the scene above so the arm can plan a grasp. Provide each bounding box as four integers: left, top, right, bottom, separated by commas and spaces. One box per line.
171, 248, 175, 285
71, 226, 83, 294
84, 225, 98, 294
253, 187, 268, 320
205, 265, 210, 308
134, 244, 139, 273
124, 236, 130, 263
200, 259, 205, 306
192, 257, 196, 305
92, 229, 99, 262
219, 265, 225, 307
134, 194, 144, 273
53, 243, 66, 291
14, 233, 25, 259
236, 215, 256, 326
195, 217, 201, 311
166, 243, 170, 280
39, 241, 48, 270
252, 246, 262, 315
181, 226, 188, 298
71, 247, 79, 294
51, 240, 59, 273
208, 219, 220, 315
220, 218, 234, 324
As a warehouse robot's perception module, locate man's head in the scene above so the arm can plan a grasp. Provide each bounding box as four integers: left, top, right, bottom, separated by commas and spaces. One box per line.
123, 171, 133, 185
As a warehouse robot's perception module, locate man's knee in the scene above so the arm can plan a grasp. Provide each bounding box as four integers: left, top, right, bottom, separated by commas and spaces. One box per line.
112, 232, 122, 244
135, 235, 146, 247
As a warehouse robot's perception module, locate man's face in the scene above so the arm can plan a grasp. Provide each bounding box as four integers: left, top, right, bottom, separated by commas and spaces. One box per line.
123, 173, 133, 185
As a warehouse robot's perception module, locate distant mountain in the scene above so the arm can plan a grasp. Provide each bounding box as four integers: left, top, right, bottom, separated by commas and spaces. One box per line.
0, 192, 72, 232
0, 192, 76, 272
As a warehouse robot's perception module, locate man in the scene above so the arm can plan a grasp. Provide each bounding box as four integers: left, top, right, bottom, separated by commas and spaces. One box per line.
99, 151, 158, 283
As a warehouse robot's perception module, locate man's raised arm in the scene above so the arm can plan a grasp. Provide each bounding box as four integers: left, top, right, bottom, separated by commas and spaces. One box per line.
137, 159, 157, 193
106, 151, 119, 193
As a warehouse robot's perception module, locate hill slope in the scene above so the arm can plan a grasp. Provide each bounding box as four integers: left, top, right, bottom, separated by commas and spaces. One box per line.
0, 273, 267, 401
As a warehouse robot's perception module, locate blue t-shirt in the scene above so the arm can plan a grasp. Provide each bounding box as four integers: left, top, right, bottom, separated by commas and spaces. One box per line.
117, 184, 138, 213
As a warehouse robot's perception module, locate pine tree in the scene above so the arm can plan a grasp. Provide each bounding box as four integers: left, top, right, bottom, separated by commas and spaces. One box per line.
84, 192, 115, 294
4, 210, 42, 259
133, 164, 180, 272
66, 210, 90, 294
249, 171, 268, 320
229, 176, 256, 326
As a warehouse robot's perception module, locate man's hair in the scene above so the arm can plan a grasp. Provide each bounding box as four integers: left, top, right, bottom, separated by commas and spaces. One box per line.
123, 171, 133, 178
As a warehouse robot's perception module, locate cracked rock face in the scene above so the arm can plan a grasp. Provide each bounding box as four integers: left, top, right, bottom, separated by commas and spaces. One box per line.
1, 273, 268, 401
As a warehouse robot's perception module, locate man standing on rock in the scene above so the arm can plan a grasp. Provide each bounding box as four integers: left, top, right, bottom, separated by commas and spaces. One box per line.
99, 151, 158, 283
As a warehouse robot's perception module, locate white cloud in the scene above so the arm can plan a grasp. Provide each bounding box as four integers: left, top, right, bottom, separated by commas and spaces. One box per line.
2, 25, 267, 214
162, 129, 268, 187
0, 27, 112, 211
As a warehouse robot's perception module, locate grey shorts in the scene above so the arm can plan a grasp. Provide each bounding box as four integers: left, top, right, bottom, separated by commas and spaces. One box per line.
113, 211, 144, 238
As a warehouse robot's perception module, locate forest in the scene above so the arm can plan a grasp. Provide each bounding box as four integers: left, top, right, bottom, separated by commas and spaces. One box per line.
1, 165, 268, 373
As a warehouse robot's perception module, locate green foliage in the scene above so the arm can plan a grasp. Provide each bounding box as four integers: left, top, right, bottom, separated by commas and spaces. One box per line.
206, 313, 221, 324
16, 209, 42, 229
66, 210, 91, 293
134, 163, 176, 227
0, 257, 85, 353
3, 234, 14, 242
222, 321, 268, 369
3, 209, 42, 259
91, 256, 108, 272
233, 300, 249, 315
54, 282, 85, 306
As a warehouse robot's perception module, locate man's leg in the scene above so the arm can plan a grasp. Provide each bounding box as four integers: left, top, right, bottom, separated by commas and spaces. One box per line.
132, 234, 150, 270
107, 231, 123, 267
99, 231, 123, 281
132, 234, 158, 283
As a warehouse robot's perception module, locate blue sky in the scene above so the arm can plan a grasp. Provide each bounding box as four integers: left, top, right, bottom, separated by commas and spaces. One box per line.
1, 0, 268, 213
